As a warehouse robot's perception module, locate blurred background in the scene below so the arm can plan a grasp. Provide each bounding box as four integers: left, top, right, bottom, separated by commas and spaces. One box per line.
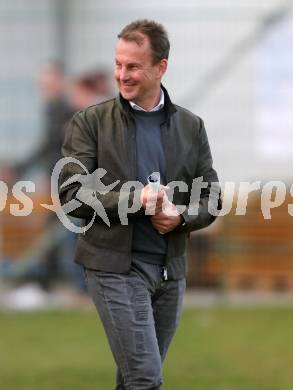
1, 1, 293, 389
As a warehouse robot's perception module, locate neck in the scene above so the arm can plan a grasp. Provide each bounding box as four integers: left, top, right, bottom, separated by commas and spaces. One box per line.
134, 87, 161, 112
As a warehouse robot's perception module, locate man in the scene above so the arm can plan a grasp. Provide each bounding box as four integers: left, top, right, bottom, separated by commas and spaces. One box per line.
59, 20, 221, 390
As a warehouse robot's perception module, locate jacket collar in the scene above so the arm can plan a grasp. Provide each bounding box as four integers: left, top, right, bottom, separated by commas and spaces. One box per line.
116, 84, 177, 122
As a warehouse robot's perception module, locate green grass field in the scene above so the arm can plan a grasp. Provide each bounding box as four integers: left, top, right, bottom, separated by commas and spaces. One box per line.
1, 307, 293, 390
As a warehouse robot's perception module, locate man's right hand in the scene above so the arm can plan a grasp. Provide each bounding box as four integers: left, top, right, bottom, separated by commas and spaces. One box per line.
140, 184, 169, 215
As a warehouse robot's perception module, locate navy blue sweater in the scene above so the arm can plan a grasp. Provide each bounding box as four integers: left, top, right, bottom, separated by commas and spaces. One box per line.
131, 108, 168, 265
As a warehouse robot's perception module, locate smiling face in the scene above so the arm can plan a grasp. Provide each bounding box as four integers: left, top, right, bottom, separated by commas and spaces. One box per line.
115, 35, 167, 110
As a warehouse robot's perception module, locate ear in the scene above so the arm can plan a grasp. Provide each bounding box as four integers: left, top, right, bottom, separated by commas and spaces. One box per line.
157, 59, 168, 79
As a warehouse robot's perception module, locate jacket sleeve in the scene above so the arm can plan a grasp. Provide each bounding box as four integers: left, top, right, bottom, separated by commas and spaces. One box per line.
177, 117, 222, 233
58, 111, 142, 221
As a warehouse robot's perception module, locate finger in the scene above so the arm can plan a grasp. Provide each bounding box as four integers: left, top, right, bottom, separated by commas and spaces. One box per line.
155, 208, 165, 216
155, 204, 163, 213
151, 218, 164, 227
152, 221, 167, 230
156, 192, 165, 201
156, 198, 164, 207
160, 185, 170, 191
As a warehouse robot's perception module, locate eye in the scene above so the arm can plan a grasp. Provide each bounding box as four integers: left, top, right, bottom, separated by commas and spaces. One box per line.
129, 64, 138, 70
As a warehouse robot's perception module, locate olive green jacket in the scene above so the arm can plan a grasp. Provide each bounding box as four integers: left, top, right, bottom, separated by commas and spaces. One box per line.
59, 85, 221, 279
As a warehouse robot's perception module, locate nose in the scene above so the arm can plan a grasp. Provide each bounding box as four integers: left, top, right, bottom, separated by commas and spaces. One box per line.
120, 66, 129, 81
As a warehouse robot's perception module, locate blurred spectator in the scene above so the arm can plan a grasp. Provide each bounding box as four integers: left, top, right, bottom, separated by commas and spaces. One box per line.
2, 61, 74, 183
70, 73, 99, 110
1, 64, 114, 296
69, 69, 113, 111
3, 61, 84, 293
34, 60, 74, 177
1, 61, 73, 182
94, 69, 114, 101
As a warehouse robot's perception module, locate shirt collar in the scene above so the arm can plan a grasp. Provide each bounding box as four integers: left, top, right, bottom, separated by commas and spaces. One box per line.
129, 88, 164, 112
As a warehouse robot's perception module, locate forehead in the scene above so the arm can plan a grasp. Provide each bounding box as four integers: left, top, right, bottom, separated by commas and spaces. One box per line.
115, 37, 152, 63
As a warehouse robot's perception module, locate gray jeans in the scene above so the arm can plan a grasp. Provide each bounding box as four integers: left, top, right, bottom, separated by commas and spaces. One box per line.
84, 256, 186, 390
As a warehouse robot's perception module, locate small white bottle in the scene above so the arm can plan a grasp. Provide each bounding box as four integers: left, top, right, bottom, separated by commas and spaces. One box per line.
147, 172, 160, 193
